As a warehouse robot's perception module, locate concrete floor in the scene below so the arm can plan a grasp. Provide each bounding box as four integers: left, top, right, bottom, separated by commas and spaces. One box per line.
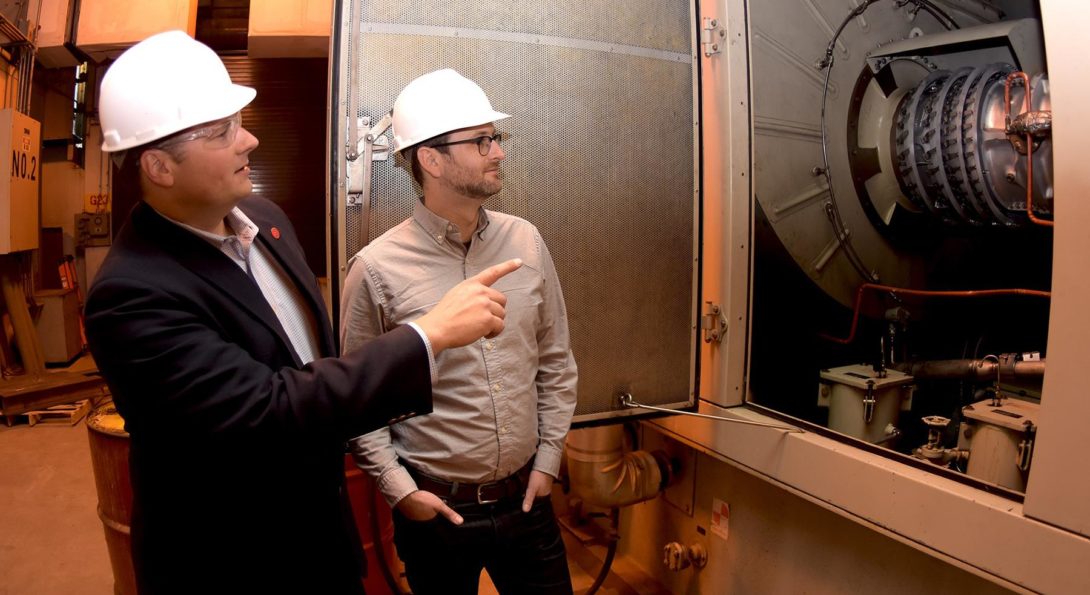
0, 414, 665, 595
0, 418, 114, 595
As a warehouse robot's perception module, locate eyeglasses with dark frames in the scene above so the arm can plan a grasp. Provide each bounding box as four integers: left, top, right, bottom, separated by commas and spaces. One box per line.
427, 132, 506, 156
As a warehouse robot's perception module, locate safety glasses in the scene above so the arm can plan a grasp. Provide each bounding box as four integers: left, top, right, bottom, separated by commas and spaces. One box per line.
158, 112, 242, 150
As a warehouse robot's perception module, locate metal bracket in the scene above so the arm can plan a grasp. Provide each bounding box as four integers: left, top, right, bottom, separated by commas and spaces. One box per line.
700, 17, 725, 57
348, 113, 393, 193
701, 301, 727, 344
349, 113, 393, 163
347, 111, 393, 248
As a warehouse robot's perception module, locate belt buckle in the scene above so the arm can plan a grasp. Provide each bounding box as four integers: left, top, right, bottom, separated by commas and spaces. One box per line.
476, 483, 499, 505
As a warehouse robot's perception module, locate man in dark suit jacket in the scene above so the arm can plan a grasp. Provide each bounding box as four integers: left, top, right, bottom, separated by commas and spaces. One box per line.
85, 31, 520, 594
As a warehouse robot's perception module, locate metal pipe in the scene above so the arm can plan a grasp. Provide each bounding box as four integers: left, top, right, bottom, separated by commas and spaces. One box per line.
620, 393, 803, 432
897, 358, 1045, 380
1004, 71, 1031, 119
584, 507, 620, 595
1003, 70, 1053, 228
821, 284, 1051, 345
345, 0, 362, 161
927, 0, 1004, 23
874, 426, 902, 445
1025, 126, 1052, 227
565, 425, 667, 508
912, 0, 960, 31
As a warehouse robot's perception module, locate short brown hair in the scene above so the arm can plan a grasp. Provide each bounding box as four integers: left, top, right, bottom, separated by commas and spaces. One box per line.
407, 134, 451, 186
113, 140, 189, 197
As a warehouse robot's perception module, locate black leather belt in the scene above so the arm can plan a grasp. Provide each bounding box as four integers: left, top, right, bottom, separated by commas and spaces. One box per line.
406, 460, 533, 506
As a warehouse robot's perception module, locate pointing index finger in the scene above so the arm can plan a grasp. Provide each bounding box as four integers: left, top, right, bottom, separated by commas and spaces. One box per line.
471, 258, 522, 287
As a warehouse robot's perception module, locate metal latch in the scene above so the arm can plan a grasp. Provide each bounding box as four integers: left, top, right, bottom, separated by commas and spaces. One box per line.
619, 393, 802, 432
347, 112, 393, 198
1017, 422, 1036, 472
701, 301, 727, 344
359, 113, 393, 162
701, 17, 725, 57
863, 380, 876, 423
347, 111, 393, 248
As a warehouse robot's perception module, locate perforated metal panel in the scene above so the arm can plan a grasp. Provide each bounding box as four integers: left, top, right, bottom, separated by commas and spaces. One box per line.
332, 0, 699, 420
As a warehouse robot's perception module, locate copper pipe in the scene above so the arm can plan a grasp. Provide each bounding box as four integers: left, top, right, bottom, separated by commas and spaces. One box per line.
1004, 71, 1031, 118
1004, 71, 1053, 227
821, 283, 1051, 344
1025, 131, 1054, 227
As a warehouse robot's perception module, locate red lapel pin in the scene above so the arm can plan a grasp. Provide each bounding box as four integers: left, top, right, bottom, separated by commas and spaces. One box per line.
270, 227, 281, 239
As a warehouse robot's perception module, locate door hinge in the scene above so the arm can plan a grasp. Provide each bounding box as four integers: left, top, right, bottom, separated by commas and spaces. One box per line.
701, 17, 725, 57
701, 301, 727, 343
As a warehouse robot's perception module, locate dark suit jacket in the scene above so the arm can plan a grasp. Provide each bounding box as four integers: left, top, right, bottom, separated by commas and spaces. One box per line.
85, 197, 431, 594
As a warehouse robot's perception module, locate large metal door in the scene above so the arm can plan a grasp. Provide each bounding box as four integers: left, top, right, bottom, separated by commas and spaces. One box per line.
329, 0, 700, 421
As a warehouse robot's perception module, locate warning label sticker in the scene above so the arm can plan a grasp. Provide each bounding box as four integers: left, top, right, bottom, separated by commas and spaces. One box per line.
710, 498, 730, 540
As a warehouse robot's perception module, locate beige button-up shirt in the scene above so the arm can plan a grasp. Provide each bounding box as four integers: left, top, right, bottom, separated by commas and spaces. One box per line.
342, 201, 577, 506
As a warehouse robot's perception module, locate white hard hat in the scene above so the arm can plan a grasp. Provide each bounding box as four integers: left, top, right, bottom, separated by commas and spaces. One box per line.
99, 30, 256, 152
391, 69, 510, 153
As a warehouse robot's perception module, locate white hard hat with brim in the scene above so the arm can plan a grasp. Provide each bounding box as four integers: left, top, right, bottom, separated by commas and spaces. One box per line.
392, 68, 510, 153
99, 30, 256, 153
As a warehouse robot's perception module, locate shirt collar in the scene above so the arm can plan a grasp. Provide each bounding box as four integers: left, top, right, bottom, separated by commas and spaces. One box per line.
152, 203, 260, 263
153, 205, 260, 252
412, 199, 491, 245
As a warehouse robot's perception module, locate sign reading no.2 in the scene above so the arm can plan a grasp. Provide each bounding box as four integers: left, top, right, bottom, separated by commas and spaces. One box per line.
11, 150, 37, 182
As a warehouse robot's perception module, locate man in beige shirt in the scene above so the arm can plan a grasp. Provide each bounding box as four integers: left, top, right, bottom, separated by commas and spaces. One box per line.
342, 69, 578, 594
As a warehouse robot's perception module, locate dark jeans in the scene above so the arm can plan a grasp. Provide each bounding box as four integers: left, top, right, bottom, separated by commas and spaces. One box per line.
392, 495, 573, 595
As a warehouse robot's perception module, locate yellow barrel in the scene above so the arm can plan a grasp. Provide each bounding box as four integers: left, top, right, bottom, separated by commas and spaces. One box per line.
86, 403, 137, 595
